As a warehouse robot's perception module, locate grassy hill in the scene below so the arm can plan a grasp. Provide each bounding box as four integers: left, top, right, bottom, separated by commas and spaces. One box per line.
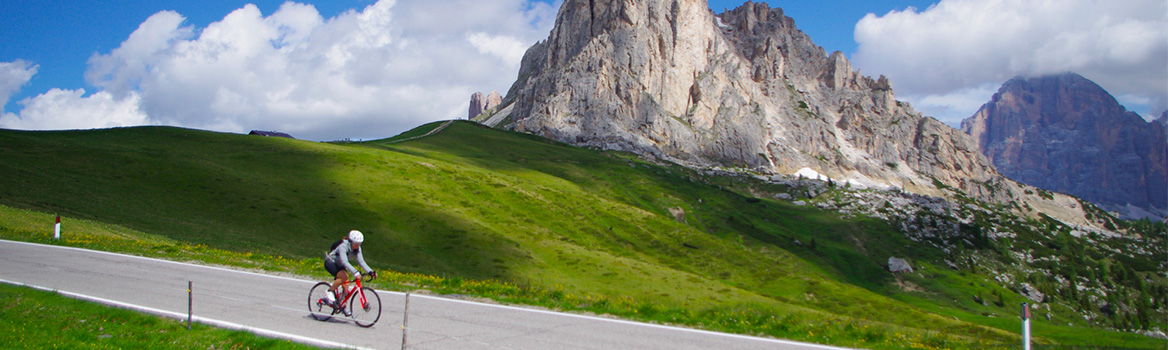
0, 122, 1162, 348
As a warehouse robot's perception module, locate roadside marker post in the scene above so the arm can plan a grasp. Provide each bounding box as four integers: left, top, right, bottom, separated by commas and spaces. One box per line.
1021, 302, 1031, 350
188, 281, 193, 330
401, 292, 411, 350
54, 215, 61, 240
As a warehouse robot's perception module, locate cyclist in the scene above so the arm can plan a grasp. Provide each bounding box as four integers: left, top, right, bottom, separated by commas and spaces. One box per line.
324, 230, 378, 311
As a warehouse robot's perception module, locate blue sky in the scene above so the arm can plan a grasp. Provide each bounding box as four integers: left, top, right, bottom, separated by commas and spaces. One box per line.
1, 0, 375, 112
707, 0, 939, 55
0, 0, 935, 111
1, 0, 1164, 140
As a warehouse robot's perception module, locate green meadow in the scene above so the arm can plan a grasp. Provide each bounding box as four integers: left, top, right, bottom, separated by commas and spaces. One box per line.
0, 122, 1161, 349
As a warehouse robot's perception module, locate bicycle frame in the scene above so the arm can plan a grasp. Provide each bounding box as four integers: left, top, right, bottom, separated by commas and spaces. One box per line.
337, 276, 368, 311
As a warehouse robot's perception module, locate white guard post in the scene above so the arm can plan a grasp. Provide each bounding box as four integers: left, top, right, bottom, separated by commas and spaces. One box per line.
54, 215, 61, 240
1021, 302, 1031, 350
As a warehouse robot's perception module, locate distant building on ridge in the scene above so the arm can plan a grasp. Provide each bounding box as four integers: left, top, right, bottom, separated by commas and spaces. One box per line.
248, 130, 295, 139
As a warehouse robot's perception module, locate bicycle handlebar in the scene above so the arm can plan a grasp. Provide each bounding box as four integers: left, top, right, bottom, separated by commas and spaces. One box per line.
349, 273, 375, 284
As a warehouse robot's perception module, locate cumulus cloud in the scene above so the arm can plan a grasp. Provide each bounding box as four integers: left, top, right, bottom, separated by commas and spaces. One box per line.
467, 32, 530, 65
0, 89, 149, 130
0, 60, 38, 107
852, 0, 1168, 125
85, 11, 195, 99
2, 0, 559, 140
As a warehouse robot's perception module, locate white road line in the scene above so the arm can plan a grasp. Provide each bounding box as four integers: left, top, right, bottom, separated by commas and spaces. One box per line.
0, 277, 371, 350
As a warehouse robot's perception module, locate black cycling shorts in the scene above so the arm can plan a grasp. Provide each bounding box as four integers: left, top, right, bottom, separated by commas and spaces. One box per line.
324, 258, 343, 277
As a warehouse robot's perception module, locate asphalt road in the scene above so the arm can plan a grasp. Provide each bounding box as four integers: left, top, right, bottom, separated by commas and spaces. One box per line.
0, 239, 851, 350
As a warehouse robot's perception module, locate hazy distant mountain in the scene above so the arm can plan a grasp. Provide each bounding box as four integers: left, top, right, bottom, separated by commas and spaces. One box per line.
961, 73, 1167, 220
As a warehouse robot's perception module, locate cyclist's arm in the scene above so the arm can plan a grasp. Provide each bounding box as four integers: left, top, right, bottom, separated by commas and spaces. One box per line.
337, 244, 360, 276
355, 248, 373, 273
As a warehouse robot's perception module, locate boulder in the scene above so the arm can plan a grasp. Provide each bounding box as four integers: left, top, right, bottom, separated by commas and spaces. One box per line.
888, 257, 913, 273
1020, 283, 1045, 303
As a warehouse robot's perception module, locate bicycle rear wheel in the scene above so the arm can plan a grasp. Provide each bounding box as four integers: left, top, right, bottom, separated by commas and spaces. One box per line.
307, 282, 335, 321
350, 287, 382, 327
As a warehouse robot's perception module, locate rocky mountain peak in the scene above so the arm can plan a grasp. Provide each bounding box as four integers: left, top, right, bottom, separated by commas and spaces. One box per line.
488, 0, 1107, 227
961, 73, 1167, 219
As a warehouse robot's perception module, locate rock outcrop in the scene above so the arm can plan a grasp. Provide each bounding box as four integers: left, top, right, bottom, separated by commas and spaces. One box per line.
497, 0, 1012, 204
961, 73, 1168, 220
469, 91, 502, 119
888, 257, 913, 273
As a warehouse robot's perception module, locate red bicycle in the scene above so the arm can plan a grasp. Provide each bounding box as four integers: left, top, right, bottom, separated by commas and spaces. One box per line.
307, 274, 382, 327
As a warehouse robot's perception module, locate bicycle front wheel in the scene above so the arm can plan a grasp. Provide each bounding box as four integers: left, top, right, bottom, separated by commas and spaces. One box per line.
307, 282, 334, 321
350, 287, 382, 327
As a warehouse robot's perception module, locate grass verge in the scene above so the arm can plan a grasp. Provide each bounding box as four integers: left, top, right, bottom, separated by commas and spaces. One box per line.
0, 282, 315, 349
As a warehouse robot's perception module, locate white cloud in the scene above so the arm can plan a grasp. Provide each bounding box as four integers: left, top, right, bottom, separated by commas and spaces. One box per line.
0, 60, 38, 107
467, 32, 530, 66
903, 83, 999, 126
85, 11, 194, 98
5, 0, 559, 141
852, 0, 1168, 125
0, 88, 149, 130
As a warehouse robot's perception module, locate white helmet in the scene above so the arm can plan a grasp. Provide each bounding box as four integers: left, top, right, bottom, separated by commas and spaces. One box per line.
348, 230, 364, 243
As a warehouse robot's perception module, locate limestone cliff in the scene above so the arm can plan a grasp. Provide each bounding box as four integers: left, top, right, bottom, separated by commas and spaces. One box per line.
485, 0, 1117, 228
496, 0, 1006, 199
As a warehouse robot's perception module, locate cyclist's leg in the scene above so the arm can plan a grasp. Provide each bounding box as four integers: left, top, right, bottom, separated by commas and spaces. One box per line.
324, 258, 346, 293
323, 258, 347, 307
331, 270, 348, 295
